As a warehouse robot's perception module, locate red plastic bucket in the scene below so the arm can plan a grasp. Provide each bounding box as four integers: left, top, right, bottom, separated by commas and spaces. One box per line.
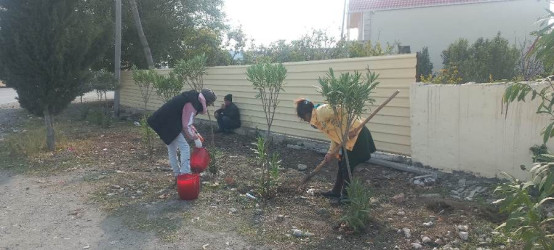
190, 147, 210, 173
177, 173, 200, 200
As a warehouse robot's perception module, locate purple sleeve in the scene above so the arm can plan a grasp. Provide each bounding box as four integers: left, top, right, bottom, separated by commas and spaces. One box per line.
182, 103, 198, 140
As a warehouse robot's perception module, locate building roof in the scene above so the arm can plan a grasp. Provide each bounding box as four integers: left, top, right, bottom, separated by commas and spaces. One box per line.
349, 0, 510, 12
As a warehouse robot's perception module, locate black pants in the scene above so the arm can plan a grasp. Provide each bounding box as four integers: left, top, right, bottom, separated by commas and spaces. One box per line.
217, 115, 239, 131
332, 126, 376, 196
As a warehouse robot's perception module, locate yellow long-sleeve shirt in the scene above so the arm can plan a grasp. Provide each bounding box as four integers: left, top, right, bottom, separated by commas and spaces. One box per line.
309, 104, 362, 154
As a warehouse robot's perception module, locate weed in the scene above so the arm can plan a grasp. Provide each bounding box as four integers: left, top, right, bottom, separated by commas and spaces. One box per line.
341, 178, 371, 233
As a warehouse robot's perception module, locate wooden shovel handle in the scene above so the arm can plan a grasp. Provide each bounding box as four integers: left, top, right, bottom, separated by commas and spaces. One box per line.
300, 90, 400, 185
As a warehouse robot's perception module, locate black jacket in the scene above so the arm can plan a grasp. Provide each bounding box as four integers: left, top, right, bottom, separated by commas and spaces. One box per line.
216, 102, 241, 128
147, 90, 204, 145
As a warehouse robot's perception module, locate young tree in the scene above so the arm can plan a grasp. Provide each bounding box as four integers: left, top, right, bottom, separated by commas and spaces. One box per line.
0, 0, 111, 151
317, 68, 379, 232
246, 62, 287, 200
172, 54, 216, 145
131, 67, 157, 110
173, 54, 208, 92
153, 72, 182, 102
317, 68, 379, 178
246, 63, 287, 139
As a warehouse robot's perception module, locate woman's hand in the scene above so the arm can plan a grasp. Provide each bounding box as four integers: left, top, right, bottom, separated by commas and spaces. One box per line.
348, 129, 359, 139
324, 153, 334, 162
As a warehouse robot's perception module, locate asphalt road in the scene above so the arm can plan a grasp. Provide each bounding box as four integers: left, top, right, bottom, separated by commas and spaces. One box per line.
0, 88, 113, 105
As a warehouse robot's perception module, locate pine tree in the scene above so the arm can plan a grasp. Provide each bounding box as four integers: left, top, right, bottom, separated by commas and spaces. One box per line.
0, 0, 112, 150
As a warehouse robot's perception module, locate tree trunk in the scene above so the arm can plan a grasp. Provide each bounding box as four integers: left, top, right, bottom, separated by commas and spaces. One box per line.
113, 0, 122, 117
44, 107, 55, 151
129, 0, 154, 69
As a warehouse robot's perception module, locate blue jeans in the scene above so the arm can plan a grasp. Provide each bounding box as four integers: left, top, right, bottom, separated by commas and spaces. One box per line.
167, 133, 190, 176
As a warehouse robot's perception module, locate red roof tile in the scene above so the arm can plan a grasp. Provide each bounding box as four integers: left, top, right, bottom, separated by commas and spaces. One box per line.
349, 0, 507, 12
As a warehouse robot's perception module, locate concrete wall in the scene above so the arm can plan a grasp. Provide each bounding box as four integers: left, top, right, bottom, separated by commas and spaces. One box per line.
411, 82, 553, 179
362, 0, 548, 71
120, 54, 417, 155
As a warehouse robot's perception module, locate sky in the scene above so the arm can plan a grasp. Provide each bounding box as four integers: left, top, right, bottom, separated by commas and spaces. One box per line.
223, 0, 346, 46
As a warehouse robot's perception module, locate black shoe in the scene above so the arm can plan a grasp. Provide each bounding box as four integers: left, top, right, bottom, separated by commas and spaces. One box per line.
339, 196, 350, 205
317, 190, 341, 198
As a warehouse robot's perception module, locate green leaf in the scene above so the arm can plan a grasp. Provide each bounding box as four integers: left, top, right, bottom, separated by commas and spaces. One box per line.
538, 197, 554, 206
543, 122, 554, 144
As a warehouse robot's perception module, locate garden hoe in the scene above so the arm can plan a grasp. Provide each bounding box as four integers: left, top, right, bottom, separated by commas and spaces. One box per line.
299, 90, 400, 186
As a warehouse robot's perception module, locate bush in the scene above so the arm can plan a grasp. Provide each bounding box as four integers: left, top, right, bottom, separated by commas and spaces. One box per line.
440, 34, 519, 83
416, 47, 433, 82
341, 178, 371, 233
497, 80, 554, 249
253, 136, 281, 199
494, 163, 554, 249
86, 108, 112, 128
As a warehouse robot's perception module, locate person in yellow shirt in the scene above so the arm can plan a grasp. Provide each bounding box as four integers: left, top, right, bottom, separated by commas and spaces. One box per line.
295, 98, 376, 202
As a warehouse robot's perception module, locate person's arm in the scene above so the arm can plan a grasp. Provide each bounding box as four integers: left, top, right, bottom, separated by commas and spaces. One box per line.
182, 103, 199, 141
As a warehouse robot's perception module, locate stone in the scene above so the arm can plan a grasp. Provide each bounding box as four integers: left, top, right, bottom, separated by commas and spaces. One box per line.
423, 221, 434, 227
421, 236, 432, 243
459, 232, 469, 241
392, 193, 405, 203
458, 179, 466, 187
434, 238, 443, 245
229, 208, 238, 214
316, 208, 330, 217
291, 229, 312, 237
297, 164, 307, 171
402, 228, 411, 238
457, 225, 469, 231
397, 211, 406, 216
414, 179, 424, 186
411, 243, 422, 249
276, 215, 285, 222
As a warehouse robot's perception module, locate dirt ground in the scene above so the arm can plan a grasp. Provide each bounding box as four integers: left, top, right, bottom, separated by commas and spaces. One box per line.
0, 101, 519, 249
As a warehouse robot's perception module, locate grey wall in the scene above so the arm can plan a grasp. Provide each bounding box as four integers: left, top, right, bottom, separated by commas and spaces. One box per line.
362, 0, 549, 72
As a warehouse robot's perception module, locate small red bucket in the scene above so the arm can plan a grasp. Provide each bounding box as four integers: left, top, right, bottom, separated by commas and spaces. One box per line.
177, 173, 200, 200
190, 147, 210, 173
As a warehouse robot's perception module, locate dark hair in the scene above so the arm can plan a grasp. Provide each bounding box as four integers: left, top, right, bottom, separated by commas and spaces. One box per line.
294, 98, 314, 119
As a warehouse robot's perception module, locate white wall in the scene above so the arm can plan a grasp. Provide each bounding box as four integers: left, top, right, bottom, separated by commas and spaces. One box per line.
363, 0, 549, 71
411, 82, 553, 180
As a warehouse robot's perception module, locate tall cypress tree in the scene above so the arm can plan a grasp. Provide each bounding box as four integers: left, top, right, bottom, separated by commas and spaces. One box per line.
0, 0, 112, 150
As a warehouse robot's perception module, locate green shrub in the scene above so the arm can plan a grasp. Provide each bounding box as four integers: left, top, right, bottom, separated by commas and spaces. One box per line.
497, 80, 554, 249
440, 34, 519, 83
416, 47, 433, 82
341, 178, 371, 233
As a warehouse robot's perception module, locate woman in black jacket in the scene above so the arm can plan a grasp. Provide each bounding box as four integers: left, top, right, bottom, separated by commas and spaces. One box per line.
147, 89, 216, 178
